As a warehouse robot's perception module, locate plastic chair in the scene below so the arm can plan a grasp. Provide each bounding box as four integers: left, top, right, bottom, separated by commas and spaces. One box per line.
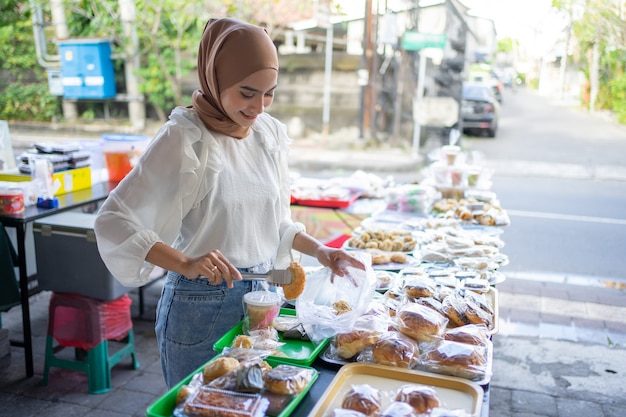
0, 225, 21, 328
41, 292, 139, 394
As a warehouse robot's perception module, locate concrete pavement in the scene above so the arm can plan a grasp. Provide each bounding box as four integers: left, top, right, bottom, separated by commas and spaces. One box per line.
1, 121, 625, 416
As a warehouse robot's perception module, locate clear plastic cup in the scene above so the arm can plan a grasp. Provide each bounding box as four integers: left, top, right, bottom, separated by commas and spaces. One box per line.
243, 291, 281, 333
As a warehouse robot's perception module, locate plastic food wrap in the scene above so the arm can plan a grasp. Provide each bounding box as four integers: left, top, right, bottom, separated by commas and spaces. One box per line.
367, 331, 420, 369
394, 384, 441, 414
341, 383, 383, 416
296, 251, 377, 343
263, 364, 316, 396
419, 340, 490, 382
177, 386, 269, 417
396, 303, 449, 342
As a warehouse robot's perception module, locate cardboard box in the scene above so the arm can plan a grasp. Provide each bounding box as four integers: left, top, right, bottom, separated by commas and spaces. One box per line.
33, 212, 131, 300
0, 166, 92, 196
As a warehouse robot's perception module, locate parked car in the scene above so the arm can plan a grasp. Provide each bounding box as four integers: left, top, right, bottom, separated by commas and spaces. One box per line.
461, 82, 500, 138
469, 71, 503, 103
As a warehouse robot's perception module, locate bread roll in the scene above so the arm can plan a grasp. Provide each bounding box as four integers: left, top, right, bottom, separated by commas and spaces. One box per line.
341, 384, 382, 416
263, 364, 314, 396
394, 384, 440, 414
422, 340, 488, 380
444, 324, 490, 346
371, 332, 419, 369
397, 303, 448, 342
202, 356, 240, 383
334, 329, 381, 359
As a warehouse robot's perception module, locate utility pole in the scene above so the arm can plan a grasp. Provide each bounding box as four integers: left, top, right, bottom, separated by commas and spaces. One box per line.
119, 0, 145, 130
50, 0, 78, 122
360, 0, 376, 142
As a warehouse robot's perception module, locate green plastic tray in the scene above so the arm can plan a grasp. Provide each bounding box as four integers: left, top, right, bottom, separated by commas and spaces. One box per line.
146, 356, 319, 417
213, 308, 329, 367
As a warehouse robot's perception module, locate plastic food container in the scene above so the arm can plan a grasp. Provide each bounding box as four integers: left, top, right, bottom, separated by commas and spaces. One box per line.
101, 134, 150, 182
0, 189, 25, 213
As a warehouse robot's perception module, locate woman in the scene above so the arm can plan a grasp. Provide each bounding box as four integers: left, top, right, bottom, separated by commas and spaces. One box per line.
94, 17, 364, 388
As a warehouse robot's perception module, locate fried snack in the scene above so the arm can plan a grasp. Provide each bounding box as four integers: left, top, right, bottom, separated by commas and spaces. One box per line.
372, 332, 419, 368
397, 303, 448, 342
203, 356, 240, 383
371, 252, 391, 265
263, 364, 314, 395
395, 384, 440, 414
333, 300, 352, 315
231, 335, 254, 349
390, 252, 408, 264
283, 261, 306, 300
342, 384, 382, 416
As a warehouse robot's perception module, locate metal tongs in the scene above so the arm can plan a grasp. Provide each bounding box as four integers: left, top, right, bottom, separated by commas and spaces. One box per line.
240, 270, 293, 285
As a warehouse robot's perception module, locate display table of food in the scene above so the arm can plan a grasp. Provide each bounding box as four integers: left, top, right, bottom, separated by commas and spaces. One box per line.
147, 147, 508, 417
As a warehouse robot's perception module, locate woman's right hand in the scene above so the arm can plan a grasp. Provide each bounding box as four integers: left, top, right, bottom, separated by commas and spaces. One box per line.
185, 249, 242, 288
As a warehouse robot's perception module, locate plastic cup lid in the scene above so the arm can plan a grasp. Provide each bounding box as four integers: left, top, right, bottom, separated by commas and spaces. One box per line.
243, 291, 281, 307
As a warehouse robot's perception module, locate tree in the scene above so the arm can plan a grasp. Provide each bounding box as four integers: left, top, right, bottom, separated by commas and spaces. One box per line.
561, 0, 625, 115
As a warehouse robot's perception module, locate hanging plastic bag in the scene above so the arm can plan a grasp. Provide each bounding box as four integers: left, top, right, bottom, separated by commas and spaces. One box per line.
296, 251, 377, 343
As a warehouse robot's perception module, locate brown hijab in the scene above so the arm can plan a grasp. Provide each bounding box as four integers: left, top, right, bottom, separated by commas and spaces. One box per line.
191, 18, 279, 139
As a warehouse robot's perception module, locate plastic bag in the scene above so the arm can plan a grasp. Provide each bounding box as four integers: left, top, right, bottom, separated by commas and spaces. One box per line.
296, 251, 377, 343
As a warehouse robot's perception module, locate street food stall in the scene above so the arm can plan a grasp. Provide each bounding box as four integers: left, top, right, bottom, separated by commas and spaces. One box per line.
144, 145, 509, 417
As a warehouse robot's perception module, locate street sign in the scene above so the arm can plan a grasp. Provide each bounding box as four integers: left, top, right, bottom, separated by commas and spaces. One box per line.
414, 97, 459, 127
402, 32, 447, 51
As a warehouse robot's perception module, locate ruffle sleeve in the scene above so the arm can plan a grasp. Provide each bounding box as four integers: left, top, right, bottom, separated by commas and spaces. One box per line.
94, 107, 222, 286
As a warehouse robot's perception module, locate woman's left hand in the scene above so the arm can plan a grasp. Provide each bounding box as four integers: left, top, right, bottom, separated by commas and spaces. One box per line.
315, 246, 365, 285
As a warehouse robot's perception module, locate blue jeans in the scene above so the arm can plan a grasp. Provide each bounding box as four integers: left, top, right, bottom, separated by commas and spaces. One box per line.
155, 269, 267, 388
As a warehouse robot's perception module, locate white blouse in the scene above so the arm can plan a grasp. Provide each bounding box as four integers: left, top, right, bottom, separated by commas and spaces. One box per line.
94, 107, 304, 287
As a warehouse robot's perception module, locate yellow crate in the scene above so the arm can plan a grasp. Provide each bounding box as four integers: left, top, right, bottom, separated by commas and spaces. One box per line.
0, 166, 92, 196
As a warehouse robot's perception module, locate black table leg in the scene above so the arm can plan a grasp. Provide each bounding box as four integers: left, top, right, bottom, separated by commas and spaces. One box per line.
16, 224, 34, 377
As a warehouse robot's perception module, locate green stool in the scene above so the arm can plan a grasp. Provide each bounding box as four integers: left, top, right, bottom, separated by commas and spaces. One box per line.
41, 293, 139, 394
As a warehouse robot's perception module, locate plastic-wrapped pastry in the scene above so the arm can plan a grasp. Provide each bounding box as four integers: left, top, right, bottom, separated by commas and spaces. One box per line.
464, 290, 494, 315
203, 356, 240, 383
444, 324, 490, 346
441, 293, 470, 327
380, 401, 418, 417
403, 276, 437, 299
394, 384, 440, 414
263, 364, 315, 396
235, 363, 265, 393
397, 303, 448, 342
182, 386, 269, 417
341, 384, 382, 416
415, 297, 444, 315
420, 340, 489, 381
371, 331, 419, 369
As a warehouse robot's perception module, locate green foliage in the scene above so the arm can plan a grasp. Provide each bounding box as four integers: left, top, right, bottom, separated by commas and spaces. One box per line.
0, 82, 61, 121
608, 73, 626, 124
0, 2, 61, 121
497, 38, 515, 53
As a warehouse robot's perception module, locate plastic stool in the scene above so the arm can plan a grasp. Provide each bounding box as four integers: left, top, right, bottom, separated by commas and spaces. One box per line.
41, 293, 139, 394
